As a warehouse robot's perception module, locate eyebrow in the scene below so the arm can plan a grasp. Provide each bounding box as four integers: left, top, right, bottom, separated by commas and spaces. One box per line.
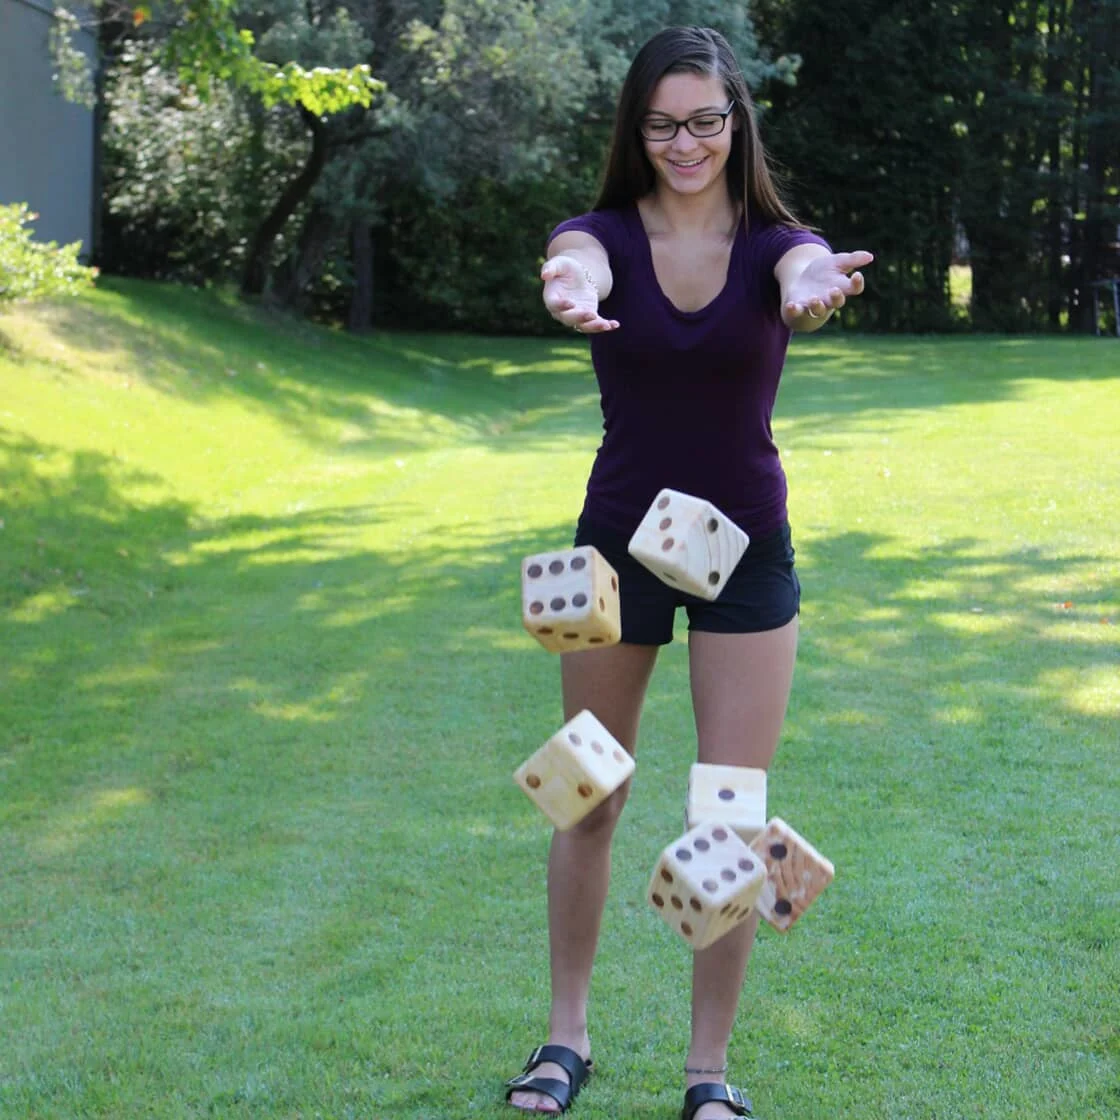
643, 105, 726, 117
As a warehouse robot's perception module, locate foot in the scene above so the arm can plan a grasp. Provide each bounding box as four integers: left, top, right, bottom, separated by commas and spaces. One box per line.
682, 1080, 753, 1120
691, 1103, 741, 1120
507, 1039, 592, 1114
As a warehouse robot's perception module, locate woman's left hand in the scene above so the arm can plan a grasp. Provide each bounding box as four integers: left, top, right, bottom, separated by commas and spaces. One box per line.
781, 250, 874, 328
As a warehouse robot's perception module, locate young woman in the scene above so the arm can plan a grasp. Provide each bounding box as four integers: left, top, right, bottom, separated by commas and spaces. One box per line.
505, 26, 872, 1120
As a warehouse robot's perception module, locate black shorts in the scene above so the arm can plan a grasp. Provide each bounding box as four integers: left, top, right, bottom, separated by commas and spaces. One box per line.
573, 516, 800, 646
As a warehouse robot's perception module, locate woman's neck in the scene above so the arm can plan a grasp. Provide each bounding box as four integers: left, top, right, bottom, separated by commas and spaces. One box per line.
641, 180, 738, 238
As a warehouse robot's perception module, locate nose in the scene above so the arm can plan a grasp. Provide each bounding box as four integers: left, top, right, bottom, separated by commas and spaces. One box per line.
669, 129, 701, 155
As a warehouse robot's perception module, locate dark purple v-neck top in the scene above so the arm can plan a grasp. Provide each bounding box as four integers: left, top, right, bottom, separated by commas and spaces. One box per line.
549, 204, 829, 537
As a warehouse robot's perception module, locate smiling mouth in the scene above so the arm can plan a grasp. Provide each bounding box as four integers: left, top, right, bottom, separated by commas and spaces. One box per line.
669, 157, 707, 169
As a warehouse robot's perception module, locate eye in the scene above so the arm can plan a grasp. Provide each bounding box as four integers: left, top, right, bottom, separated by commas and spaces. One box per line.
691, 116, 720, 129
643, 119, 675, 139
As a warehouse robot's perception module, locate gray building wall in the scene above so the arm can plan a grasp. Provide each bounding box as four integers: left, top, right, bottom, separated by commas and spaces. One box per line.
0, 0, 97, 256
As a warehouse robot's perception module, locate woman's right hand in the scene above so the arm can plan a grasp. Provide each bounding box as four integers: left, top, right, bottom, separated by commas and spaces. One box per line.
541, 255, 620, 333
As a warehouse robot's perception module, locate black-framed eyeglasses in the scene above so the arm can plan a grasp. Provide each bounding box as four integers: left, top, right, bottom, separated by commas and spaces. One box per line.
639, 103, 736, 142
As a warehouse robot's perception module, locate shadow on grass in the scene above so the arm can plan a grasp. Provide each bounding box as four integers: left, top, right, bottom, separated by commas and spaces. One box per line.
9, 282, 602, 454
12, 282, 1120, 464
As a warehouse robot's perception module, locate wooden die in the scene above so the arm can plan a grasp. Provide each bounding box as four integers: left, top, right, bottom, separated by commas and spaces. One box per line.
513, 710, 634, 831
750, 817, 835, 932
647, 822, 767, 950
686, 763, 767, 843
627, 489, 749, 601
521, 545, 621, 653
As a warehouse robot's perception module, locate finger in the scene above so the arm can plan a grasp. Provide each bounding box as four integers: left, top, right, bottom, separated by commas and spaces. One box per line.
834, 250, 874, 272
849, 272, 865, 295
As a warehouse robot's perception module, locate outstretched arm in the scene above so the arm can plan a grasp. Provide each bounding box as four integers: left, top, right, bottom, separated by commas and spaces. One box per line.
776, 244, 874, 332
541, 231, 620, 334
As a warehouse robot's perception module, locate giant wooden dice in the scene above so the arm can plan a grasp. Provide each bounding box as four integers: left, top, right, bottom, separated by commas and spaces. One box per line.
627, 489, 749, 601
750, 817, 835, 932
687, 763, 767, 843
647, 822, 767, 949
513, 710, 635, 830
521, 546, 621, 653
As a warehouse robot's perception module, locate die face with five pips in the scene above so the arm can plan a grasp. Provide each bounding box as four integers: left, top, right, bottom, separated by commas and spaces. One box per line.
647, 822, 767, 950
627, 489, 750, 601
749, 817, 835, 932
513, 709, 635, 831
521, 545, 622, 653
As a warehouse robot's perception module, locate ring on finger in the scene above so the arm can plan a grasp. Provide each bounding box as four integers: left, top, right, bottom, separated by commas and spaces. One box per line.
806, 307, 821, 319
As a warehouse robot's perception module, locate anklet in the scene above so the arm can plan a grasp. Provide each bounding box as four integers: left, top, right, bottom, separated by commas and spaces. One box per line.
685, 1064, 728, 1075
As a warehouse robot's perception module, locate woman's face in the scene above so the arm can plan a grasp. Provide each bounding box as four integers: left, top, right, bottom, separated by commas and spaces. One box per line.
640, 72, 736, 198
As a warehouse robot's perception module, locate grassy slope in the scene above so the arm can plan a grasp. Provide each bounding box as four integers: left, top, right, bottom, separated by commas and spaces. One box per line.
1, 280, 1117, 1119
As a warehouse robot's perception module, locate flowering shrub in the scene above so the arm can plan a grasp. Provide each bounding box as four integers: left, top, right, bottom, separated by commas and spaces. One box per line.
0, 204, 98, 306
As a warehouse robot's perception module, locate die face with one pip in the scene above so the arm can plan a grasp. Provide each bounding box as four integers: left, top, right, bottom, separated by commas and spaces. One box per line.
521, 545, 621, 653
749, 817, 835, 932
686, 763, 767, 843
513, 709, 635, 831
627, 489, 750, 601
647, 822, 766, 950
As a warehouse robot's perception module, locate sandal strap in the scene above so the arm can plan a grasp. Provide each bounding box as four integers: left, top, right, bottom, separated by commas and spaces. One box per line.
506, 1044, 592, 1112
681, 1081, 753, 1119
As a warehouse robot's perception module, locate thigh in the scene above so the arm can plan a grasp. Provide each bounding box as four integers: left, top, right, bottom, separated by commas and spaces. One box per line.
687, 619, 798, 769
561, 642, 660, 754
574, 516, 679, 647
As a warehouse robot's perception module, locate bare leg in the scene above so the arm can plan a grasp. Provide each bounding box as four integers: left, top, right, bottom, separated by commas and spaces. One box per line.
684, 621, 798, 1119
509, 641, 660, 1113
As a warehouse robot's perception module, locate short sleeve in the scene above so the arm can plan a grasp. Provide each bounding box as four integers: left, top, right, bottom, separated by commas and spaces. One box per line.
547, 210, 625, 265
749, 223, 832, 279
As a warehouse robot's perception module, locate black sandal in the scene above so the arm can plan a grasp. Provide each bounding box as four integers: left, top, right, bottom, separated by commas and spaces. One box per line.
681, 1082, 754, 1119
505, 1044, 593, 1114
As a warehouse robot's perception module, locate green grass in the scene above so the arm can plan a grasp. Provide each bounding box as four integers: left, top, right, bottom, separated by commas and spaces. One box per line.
1, 280, 1118, 1120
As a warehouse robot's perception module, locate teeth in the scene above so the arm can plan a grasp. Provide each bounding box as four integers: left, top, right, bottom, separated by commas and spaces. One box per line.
672, 159, 704, 167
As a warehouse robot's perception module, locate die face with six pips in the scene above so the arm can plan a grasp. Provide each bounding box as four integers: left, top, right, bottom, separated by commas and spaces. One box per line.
647, 822, 767, 949
521, 545, 622, 653
627, 488, 750, 601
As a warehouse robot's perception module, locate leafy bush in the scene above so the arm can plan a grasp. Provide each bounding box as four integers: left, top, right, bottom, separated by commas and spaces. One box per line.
0, 204, 97, 306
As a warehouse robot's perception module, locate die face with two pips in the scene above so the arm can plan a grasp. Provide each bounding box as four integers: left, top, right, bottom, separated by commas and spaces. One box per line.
513, 709, 635, 831
749, 817, 835, 932
627, 489, 750, 601
647, 822, 767, 950
521, 545, 621, 653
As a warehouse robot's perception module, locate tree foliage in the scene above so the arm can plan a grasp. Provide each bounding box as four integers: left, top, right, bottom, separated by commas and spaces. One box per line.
0, 205, 99, 307
91, 0, 1120, 333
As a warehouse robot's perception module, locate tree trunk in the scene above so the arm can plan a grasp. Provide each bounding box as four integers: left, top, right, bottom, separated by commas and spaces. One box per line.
276, 204, 335, 311
348, 219, 375, 333
241, 107, 329, 297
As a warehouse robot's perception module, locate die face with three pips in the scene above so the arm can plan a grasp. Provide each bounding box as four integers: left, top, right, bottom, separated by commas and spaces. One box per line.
513, 709, 635, 831
647, 822, 767, 950
627, 488, 750, 601
521, 545, 621, 653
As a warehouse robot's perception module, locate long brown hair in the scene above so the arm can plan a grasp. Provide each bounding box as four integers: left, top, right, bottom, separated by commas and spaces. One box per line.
594, 26, 804, 230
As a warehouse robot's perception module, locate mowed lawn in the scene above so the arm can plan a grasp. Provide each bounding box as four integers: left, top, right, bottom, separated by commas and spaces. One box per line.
1, 281, 1117, 1120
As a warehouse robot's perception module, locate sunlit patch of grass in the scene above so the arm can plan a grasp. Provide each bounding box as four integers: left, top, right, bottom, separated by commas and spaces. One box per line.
1, 283, 1117, 1119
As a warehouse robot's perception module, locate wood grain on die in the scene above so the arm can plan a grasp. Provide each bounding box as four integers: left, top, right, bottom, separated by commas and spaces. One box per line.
513, 710, 634, 831
750, 817, 835, 932
521, 545, 621, 653
687, 763, 767, 843
647, 822, 766, 949
627, 489, 749, 601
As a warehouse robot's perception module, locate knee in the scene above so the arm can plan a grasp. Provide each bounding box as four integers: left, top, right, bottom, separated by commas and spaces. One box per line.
567, 779, 632, 838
